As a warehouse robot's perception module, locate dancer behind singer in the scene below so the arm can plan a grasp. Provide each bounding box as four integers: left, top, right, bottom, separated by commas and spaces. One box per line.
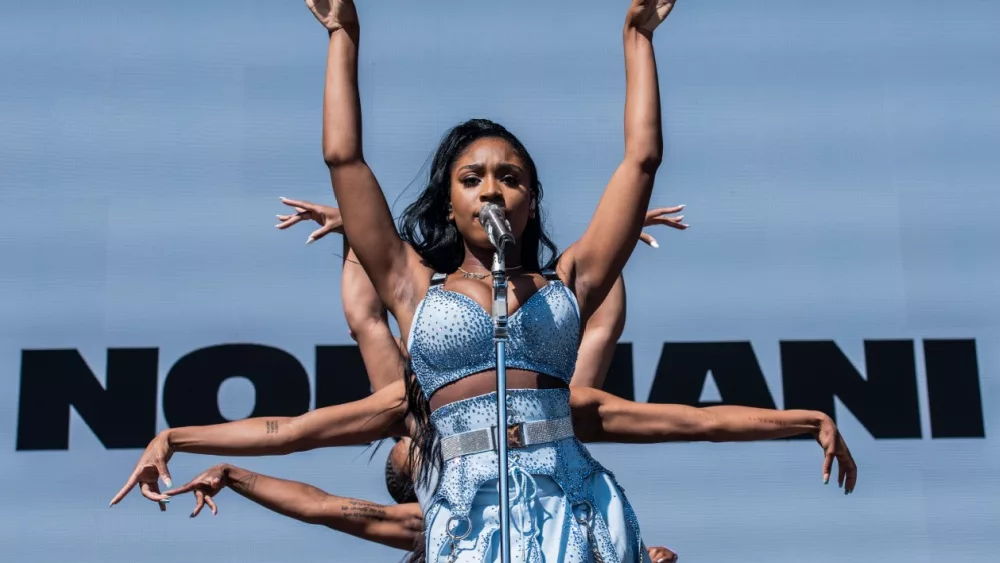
158, 199, 690, 563
275, 199, 688, 393
303, 0, 852, 560
111, 1, 857, 561
314, 0, 681, 558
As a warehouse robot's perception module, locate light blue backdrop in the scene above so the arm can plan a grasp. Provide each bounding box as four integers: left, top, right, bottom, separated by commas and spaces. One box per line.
1, 1, 998, 562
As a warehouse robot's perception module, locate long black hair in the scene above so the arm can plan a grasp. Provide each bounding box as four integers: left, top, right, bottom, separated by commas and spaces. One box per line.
397, 118, 559, 273
399, 119, 560, 493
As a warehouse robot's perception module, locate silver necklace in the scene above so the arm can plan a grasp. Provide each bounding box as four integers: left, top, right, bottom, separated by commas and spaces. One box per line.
457, 265, 523, 280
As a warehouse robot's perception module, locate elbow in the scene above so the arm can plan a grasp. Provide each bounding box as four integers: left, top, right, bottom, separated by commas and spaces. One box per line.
344, 305, 387, 342
633, 152, 663, 176
322, 147, 364, 169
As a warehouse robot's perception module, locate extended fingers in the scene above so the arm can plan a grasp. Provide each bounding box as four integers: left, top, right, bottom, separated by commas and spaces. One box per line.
191, 490, 206, 517
109, 472, 140, 507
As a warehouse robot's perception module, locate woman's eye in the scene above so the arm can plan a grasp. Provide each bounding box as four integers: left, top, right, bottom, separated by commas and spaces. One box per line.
461, 177, 480, 187
501, 175, 518, 185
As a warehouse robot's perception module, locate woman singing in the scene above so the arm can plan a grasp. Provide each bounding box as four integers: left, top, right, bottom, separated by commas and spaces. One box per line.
111, 1, 857, 561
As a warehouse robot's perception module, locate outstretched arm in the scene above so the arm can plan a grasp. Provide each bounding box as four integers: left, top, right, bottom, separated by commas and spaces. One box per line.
569, 386, 858, 492
166, 464, 423, 551
109, 380, 408, 507
560, 1, 673, 320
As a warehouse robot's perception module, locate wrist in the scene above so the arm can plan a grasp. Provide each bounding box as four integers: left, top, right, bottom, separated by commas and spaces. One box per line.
623, 25, 654, 42
160, 428, 177, 451
807, 411, 830, 436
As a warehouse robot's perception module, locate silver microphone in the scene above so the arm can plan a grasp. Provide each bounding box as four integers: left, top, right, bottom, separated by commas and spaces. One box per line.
478, 202, 515, 251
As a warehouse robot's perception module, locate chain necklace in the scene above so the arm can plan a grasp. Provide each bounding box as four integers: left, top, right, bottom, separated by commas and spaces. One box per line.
456, 264, 523, 280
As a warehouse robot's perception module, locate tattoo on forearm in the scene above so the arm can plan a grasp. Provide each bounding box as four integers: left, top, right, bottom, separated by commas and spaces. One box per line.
749, 416, 790, 427
230, 472, 258, 495
341, 499, 388, 522
266, 420, 279, 434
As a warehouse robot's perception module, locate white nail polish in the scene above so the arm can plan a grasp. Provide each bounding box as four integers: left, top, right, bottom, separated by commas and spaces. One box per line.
306, 237, 315, 245
650, 239, 659, 249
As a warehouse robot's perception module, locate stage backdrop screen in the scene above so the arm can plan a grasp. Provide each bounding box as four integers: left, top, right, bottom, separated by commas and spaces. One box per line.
1, 1, 997, 562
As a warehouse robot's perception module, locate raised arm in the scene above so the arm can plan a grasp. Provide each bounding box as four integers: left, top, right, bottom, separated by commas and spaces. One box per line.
308, 0, 423, 313
166, 464, 423, 551
569, 386, 858, 492
109, 380, 408, 508
561, 0, 673, 319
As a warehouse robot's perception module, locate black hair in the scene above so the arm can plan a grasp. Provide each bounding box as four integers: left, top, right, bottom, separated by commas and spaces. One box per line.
397, 118, 558, 273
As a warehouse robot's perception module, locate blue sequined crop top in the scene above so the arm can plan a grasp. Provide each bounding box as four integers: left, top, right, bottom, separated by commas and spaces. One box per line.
406, 272, 581, 398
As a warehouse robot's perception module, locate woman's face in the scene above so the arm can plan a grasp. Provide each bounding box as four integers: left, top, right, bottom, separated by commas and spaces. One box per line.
448, 137, 534, 254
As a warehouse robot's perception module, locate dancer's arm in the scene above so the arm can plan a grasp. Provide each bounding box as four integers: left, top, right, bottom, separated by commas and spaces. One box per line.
342, 239, 407, 391
109, 380, 408, 507
570, 386, 858, 491
305, 0, 425, 317
274, 199, 406, 391
571, 205, 688, 388
559, 0, 673, 320
571, 275, 626, 388
165, 464, 423, 551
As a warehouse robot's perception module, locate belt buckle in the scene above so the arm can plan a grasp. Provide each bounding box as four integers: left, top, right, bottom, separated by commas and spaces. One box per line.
490, 422, 526, 450
506, 422, 525, 449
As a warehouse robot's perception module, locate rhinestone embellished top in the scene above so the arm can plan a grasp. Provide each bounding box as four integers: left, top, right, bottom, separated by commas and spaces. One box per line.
405, 274, 581, 398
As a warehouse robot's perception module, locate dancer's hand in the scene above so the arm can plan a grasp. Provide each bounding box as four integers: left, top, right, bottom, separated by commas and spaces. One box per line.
814, 415, 858, 494
276, 197, 344, 245
626, 0, 677, 34
647, 545, 679, 563
640, 205, 688, 248
109, 431, 173, 510
304, 0, 358, 33
164, 464, 227, 517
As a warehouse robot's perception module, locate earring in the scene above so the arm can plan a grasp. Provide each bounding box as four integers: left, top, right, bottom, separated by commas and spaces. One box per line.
529, 200, 537, 218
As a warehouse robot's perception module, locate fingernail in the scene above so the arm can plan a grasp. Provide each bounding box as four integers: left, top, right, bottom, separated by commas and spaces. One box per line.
189, 513, 196, 518
164, 478, 172, 488
650, 239, 659, 249
162, 497, 171, 504
675, 215, 684, 221
306, 237, 315, 245
678, 204, 686, 209
823, 475, 829, 484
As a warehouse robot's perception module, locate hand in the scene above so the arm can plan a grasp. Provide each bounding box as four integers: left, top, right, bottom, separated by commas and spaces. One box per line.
626, 0, 676, 34
647, 545, 679, 562
304, 0, 359, 33
163, 464, 228, 517
639, 205, 688, 248
815, 414, 858, 494
109, 431, 173, 510
277, 197, 344, 244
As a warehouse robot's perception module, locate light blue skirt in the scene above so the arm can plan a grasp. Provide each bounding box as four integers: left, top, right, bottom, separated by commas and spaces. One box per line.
424, 472, 650, 563
416, 390, 650, 563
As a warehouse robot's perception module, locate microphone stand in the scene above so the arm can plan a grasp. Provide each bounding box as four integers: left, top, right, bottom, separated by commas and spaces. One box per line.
491, 246, 512, 563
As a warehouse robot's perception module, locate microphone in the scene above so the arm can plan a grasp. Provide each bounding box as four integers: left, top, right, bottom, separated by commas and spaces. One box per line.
478, 202, 515, 252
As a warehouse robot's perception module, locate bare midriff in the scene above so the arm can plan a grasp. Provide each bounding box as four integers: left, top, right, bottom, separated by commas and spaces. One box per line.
428, 369, 568, 412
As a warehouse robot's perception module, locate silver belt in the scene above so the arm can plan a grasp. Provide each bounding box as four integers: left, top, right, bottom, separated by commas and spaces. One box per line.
439, 417, 575, 461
